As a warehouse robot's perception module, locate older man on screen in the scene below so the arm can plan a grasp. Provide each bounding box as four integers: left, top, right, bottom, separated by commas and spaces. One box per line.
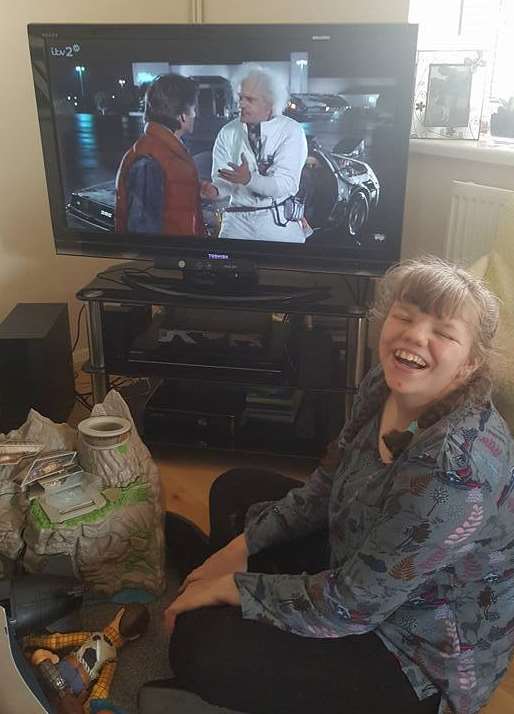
202, 66, 308, 243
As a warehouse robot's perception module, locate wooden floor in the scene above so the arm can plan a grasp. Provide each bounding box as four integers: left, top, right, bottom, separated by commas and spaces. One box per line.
155, 445, 514, 714
155, 445, 313, 533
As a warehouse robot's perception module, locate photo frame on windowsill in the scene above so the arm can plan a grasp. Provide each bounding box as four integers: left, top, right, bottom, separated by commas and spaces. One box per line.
411, 50, 487, 140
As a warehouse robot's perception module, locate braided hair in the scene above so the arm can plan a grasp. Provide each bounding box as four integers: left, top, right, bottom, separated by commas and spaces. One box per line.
349, 257, 501, 458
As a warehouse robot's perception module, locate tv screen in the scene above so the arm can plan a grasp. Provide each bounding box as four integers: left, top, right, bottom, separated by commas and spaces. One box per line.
28, 23, 417, 274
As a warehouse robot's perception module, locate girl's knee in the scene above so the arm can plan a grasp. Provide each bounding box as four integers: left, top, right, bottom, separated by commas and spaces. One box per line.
209, 468, 251, 503
169, 609, 202, 671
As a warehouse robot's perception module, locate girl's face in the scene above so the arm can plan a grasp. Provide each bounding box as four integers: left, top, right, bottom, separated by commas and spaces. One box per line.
379, 301, 477, 406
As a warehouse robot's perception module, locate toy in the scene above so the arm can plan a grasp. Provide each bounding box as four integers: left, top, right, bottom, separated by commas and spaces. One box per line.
1, 574, 84, 714
0, 440, 42, 465
18, 450, 106, 523
24, 604, 149, 714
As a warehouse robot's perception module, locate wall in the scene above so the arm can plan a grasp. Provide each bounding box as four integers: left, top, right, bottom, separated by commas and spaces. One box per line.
402, 152, 514, 259
201, 0, 409, 22
0, 0, 409, 354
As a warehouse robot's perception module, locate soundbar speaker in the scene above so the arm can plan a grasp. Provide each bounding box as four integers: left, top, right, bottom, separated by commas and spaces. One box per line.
0, 303, 75, 433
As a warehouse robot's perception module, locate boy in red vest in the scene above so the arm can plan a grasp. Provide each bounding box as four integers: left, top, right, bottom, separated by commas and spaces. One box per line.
115, 74, 206, 236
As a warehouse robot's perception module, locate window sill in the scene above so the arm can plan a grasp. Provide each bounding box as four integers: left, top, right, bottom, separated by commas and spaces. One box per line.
409, 138, 514, 167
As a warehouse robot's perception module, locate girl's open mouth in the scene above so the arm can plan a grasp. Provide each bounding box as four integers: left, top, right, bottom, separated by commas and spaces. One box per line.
393, 349, 428, 370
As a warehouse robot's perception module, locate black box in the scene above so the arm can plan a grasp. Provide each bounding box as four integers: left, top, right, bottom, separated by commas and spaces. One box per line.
102, 303, 153, 364
143, 380, 245, 448
0, 303, 75, 432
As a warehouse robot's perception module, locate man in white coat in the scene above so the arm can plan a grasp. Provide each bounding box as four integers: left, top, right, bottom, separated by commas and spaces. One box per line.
201, 66, 308, 243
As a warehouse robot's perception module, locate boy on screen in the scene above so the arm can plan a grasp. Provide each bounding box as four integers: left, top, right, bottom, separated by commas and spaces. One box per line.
115, 74, 206, 237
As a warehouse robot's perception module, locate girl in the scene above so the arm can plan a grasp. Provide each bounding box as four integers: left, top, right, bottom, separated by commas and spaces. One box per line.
164, 257, 514, 714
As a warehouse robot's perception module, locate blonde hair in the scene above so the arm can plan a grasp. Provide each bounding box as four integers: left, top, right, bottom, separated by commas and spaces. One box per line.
371, 255, 501, 391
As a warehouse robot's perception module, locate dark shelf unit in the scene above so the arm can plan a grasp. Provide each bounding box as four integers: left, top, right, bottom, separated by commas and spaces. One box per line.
77, 267, 371, 457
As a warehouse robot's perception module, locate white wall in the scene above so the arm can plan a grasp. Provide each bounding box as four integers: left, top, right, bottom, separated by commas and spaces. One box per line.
201, 0, 409, 23
0, 0, 409, 352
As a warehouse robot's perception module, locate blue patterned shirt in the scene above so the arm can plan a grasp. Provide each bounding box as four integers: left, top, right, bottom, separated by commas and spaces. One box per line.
235, 366, 514, 714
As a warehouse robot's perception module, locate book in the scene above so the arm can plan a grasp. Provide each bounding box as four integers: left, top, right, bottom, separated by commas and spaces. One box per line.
242, 390, 304, 425
246, 387, 302, 408
241, 409, 299, 424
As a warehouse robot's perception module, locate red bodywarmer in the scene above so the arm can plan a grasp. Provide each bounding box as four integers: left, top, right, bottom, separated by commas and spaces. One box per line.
115, 121, 206, 236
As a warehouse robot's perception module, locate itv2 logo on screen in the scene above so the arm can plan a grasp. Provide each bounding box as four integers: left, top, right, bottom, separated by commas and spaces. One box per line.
49, 44, 81, 58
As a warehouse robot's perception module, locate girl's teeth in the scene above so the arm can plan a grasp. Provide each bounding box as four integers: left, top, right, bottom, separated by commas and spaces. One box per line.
395, 350, 426, 367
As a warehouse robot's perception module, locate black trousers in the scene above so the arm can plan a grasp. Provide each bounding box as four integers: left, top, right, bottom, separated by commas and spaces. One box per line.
169, 468, 441, 714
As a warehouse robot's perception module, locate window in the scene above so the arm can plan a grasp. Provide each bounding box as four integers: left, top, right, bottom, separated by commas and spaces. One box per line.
491, 2, 514, 100
409, 0, 514, 138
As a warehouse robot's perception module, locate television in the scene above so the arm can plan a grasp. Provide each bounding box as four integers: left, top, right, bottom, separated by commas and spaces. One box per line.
28, 23, 417, 286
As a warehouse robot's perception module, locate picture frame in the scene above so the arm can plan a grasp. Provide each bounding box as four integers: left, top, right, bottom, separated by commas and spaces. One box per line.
424, 64, 472, 128
411, 51, 487, 140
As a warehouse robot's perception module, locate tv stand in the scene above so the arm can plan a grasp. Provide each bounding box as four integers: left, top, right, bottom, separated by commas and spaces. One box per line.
152, 255, 260, 295
77, 267, 373, 458
122, 270, 331, 303
122, 258, 331, 303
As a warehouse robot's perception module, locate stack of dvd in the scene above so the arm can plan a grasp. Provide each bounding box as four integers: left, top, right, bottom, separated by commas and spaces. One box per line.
242, 387, 303, 424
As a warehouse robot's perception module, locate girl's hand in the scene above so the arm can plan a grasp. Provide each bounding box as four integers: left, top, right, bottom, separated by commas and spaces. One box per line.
178, 533, 248, 594
165, 574, 241, 635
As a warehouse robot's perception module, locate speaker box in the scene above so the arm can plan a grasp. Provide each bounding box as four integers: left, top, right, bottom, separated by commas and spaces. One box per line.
0, 303, 75, 433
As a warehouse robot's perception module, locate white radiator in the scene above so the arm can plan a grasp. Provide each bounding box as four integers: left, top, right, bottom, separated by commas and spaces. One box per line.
445, 181, 514, 265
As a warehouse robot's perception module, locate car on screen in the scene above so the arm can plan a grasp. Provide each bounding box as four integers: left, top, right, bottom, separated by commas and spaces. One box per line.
67, 182, 115, 231
285, 93, 350, 120
301, 137, 380, 239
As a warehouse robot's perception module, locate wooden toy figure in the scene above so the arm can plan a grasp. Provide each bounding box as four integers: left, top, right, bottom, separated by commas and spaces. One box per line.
24, 603, 150, 714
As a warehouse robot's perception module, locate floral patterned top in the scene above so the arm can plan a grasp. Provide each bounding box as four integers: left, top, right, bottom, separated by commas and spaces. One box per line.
234, 366, 514, 714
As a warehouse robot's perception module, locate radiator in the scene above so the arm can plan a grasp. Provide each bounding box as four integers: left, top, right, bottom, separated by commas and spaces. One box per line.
445, 181, 514, 265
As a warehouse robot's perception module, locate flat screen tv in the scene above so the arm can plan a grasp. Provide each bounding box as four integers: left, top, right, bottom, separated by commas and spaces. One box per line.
28, 23, 417, 279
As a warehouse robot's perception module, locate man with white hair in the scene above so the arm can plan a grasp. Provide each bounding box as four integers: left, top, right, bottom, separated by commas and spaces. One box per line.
202, 66, 308, 243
